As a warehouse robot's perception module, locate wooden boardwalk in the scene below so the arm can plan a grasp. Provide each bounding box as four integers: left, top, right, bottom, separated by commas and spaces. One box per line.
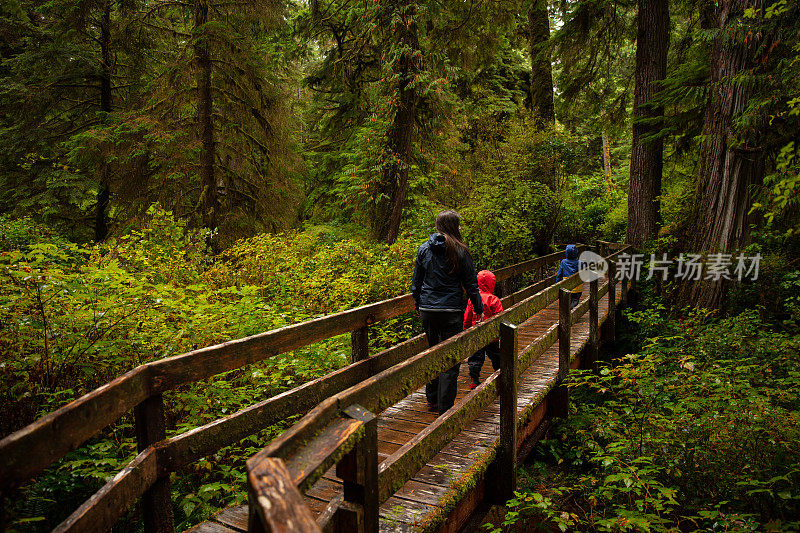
193, 276, 620, 533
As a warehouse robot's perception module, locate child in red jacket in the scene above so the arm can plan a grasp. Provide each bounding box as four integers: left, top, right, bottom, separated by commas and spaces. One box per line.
464, 270, 504, 389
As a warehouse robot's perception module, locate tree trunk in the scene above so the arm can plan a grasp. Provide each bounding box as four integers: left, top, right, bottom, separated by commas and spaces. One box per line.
195, 0, 217, 235
378, 2, 419, 245
681, 0, 766, 309
626, 0, 669, 247
528, 0, 554, 123
602, 130, 614, 190
95, 0, 112, 242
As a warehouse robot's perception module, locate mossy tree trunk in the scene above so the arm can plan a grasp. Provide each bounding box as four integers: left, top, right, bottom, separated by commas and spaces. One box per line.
626, 0, 669, 247
680, 0, 766, 309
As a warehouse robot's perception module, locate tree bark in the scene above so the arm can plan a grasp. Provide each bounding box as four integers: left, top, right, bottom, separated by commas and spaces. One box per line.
681, 0, 766, 309
379, 1, 419, 245
602, 130, 614, 190
626, 0, 669, 247
528, 0, 555, 123
195, 0, 217, 235
95, 0, 112, 242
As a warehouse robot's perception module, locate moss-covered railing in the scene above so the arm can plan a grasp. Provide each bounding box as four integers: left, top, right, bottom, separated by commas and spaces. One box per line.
248, 245, 634, 533
0, 245, 605, 532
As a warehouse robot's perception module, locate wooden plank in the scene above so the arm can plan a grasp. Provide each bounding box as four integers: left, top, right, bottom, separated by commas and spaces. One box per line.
0, 366, 150, 492
307, 477, 343, 502
315, 494, 343, 532
380, 496, 435, 530
381, 408, 439, 425
377, 373, 500, 502
214, 506, 248, 532
378, 427, 417, 446
248, 457, 321, 533
186, 522, 239, 533
305, 495, 331, 517
377, 417, 427, 435
393, 480, 449, 507
53, 447, 158, 533
148, 294, 416, 392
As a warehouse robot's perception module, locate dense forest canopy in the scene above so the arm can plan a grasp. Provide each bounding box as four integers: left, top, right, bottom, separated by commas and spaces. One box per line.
1, 0, 799, 530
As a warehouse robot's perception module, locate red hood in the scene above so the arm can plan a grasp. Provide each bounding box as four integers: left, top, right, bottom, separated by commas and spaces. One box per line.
477, 270, 496, 294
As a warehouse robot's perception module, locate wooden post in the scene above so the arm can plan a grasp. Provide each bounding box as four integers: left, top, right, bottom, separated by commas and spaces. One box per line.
497, 322, 518, 503
607, 261, 616, 342
350, 327, 369, 363
500, 277, 513, 299
336, 405, 378, 533
550, 289, 571, 419
621, 271, 629, 305
134, 394, 173, 533
558, 289, 571, 380
588, 278, 599, 371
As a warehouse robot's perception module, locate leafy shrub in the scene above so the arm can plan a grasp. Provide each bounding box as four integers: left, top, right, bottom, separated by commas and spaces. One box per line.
1, 211, 419, 530
462, 117, 581, 267
491, 308, 800, 532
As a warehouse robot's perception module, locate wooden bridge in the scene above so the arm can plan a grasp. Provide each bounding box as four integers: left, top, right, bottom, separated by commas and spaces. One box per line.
0, 242, 634, 533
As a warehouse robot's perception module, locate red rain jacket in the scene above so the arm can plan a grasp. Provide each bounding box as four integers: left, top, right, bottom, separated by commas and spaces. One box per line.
463, 270, 504, 330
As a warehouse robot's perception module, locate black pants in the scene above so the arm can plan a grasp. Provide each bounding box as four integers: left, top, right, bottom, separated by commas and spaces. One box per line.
467, 340, 500, 381
420, 310, 462, 415
570, 292, 581, 309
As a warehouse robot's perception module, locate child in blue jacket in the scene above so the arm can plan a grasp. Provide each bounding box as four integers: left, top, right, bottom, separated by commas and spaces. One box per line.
555, 244, 584, 309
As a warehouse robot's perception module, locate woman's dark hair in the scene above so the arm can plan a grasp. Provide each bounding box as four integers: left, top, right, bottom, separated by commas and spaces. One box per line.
436, 210, 470, 273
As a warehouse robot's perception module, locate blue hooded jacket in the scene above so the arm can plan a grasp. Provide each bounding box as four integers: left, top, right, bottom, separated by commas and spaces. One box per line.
411, 233, 483, 314
555, 245, 584, 293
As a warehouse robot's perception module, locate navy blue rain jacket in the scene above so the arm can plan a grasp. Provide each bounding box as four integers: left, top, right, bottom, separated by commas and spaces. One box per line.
556, 244, 586, 292
411, 234, 484, 315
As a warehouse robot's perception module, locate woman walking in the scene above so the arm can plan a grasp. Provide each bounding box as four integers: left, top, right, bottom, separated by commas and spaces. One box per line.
411, 210, 484, 415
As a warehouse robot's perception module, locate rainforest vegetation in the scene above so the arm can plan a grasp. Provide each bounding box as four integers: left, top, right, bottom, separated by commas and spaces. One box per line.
0, 0, 799, 530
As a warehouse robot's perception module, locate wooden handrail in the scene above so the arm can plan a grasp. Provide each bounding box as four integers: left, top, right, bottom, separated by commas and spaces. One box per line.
0, 248, 575, 496
247, 458, 322, 533
1, 243, 629, 532
0, 366, 152, 494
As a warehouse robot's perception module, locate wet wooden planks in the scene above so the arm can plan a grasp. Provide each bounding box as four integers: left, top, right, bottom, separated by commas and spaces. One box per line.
187, 505, 248, 533
188, 279, 621, 533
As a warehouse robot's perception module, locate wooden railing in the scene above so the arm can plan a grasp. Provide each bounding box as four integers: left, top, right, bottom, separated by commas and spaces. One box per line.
248, 246, 634, 533
0, 246, 611, 532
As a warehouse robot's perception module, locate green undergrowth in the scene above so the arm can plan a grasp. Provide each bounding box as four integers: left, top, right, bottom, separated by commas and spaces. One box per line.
0, 208, 416, 531
488, 306, 800, 532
